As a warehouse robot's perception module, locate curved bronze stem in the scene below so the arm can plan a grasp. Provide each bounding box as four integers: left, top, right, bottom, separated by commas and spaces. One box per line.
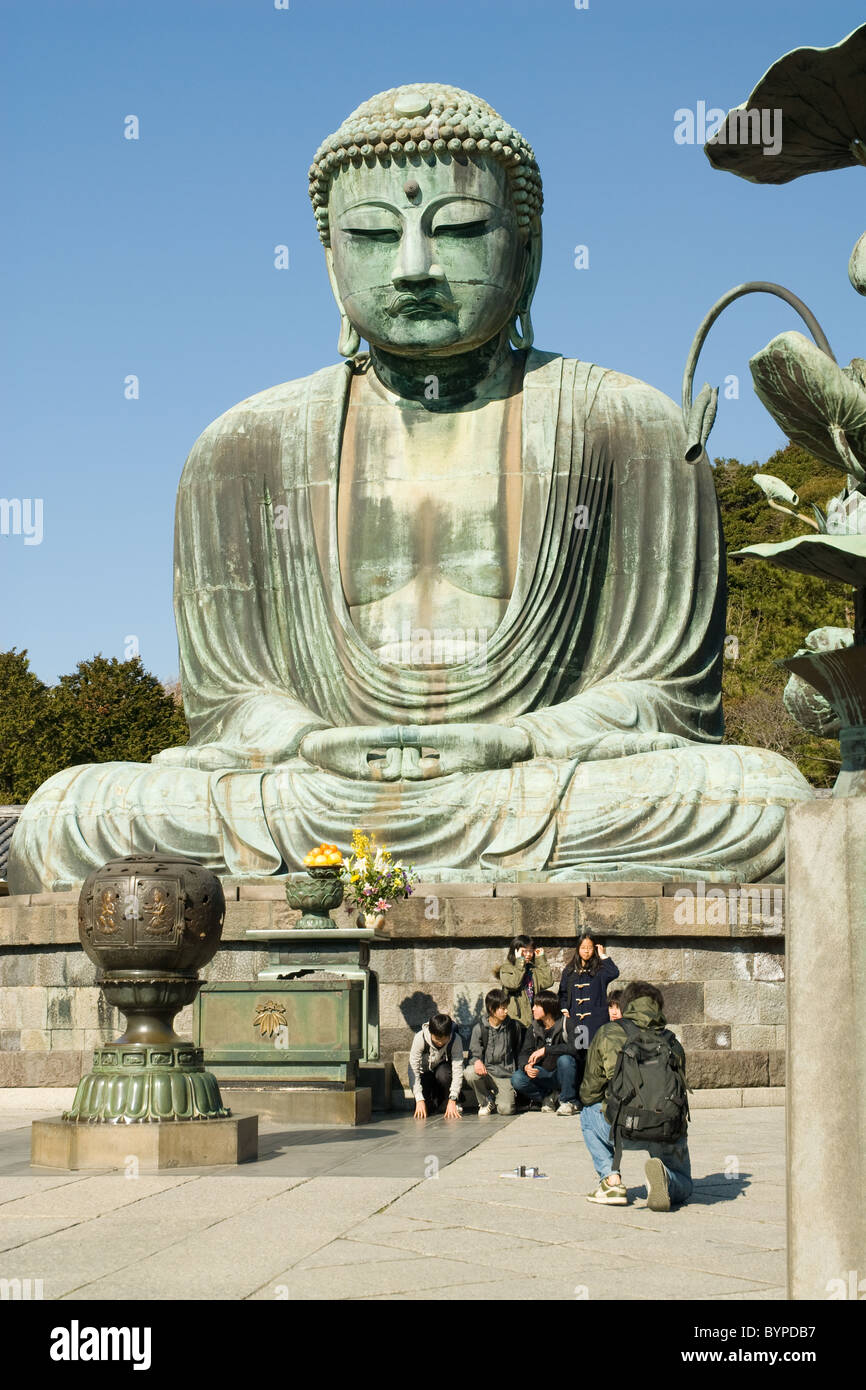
765, 499, 820, 531
681, 281, 836, 463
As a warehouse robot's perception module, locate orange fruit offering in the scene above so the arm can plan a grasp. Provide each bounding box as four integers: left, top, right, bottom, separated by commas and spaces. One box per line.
304, 842, 343, 867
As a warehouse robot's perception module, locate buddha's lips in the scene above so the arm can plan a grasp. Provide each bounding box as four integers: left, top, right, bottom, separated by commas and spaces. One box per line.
387, 290, 454, 317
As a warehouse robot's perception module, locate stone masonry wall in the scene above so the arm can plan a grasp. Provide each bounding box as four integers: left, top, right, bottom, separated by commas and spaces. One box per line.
0, 880, 785, 1090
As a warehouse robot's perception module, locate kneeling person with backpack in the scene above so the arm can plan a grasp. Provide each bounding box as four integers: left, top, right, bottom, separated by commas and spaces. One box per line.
578, 981, 691, 1210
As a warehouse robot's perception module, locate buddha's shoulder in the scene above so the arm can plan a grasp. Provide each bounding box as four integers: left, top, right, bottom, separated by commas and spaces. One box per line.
181, 363, 350, 474
550, 355, 682, 429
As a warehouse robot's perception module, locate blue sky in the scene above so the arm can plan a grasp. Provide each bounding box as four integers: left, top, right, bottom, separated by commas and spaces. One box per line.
2, 0, 864, 683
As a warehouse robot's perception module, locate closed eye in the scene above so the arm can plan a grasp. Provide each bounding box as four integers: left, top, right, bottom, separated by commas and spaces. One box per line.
433, 220, 489, 238
344, 227, 400, 242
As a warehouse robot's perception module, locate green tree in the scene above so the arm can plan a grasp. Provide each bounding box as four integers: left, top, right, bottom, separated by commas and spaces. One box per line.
0, 652, 189, 803
51, 655, 188, 768
0, 649, 56, 802
715, 444, 851, 786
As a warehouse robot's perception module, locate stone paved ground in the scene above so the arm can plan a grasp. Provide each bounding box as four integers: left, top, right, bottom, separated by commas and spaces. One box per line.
0, 1105, 786, 1301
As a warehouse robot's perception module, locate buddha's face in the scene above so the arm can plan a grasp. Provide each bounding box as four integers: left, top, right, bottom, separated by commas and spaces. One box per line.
327, 155, 529, 356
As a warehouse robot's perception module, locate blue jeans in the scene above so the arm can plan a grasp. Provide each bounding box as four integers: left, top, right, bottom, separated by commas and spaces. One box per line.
579, 1102, 693, 1204
511, 1055, 579, 1105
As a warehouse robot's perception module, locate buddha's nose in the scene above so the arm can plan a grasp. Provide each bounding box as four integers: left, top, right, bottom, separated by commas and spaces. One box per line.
391, 224, 445, 287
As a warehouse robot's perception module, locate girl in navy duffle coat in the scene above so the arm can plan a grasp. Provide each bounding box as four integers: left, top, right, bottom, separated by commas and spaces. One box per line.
558, 933, 620, 1047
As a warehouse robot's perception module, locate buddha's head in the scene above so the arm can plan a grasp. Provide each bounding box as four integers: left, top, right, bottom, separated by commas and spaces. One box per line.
309, 84, 543, 359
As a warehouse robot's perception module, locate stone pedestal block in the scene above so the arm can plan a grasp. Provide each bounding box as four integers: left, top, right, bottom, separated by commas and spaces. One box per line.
31, 1113, 258, 1170
786, 799, 866, 1300
357, 1061, 395, 1111
221, 1084, 372, 1126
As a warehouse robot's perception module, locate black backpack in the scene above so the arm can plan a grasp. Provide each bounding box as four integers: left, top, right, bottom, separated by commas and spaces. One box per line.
606, 1018, 690, 1170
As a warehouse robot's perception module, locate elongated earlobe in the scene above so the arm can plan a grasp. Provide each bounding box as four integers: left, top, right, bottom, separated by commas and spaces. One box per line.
325, 246, 362, 358
508, 307, 534, 351
508, 230, 541, 351
338, 313, 361, 358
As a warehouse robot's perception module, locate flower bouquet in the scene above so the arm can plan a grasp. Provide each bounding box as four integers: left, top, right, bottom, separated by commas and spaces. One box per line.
340, 829, 418, 929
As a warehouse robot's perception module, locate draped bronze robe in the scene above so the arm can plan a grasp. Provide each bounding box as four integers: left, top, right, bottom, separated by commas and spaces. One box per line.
8, 351, 812, 891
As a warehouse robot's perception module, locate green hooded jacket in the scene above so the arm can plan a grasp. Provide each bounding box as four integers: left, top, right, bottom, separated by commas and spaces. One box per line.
497, 953, 554, 1028
579, 995, 687, 1119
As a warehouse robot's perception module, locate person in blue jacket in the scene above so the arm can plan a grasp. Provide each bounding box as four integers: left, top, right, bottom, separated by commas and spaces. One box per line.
559, 933, 620, 1062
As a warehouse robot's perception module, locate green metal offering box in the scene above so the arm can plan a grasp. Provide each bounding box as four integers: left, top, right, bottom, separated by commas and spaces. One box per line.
194, 977, 364, 1085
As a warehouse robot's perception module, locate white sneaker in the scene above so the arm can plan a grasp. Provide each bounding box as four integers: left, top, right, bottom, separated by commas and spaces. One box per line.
556, 1101, 578, 1116
477, 1103, 494, 1116
540, 1096, 558, 1114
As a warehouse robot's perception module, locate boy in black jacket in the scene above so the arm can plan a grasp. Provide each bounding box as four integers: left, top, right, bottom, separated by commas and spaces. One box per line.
511, 990, 581, 1115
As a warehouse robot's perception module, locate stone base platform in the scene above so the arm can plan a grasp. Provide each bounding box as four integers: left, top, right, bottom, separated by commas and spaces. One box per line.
31, 1113, 258, 1170
220, 1084, 372, 1126
2, 879, 787, 1095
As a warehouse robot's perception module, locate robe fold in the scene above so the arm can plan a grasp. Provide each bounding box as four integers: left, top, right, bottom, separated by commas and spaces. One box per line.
8, 351, 813, 892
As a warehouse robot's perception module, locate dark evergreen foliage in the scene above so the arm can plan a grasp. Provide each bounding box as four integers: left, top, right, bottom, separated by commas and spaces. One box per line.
715, 443, 850, 787
0, 651, 188, 803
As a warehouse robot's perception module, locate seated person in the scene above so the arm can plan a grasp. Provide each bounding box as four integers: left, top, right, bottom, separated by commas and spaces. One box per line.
511, 990, 581, 1115
462, 988, 525, 1115
410, 1012, 463, 1120
579, 980, 692, 1209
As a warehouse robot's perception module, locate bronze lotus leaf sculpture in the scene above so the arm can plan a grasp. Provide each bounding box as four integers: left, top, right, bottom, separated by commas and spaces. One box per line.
749, 340, 866, 486
782, 627, 854, 740
704, 24, 866, 184
697, 25, 866, 793
849, 231, 866, 297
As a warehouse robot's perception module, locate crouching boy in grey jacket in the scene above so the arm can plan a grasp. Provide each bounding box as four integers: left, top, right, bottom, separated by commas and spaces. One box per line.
410, 1013, 464, 1120
462, 989, 525, 1115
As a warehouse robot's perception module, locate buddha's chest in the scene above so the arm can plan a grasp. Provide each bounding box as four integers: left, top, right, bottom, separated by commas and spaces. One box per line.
337, 387, 522, 616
